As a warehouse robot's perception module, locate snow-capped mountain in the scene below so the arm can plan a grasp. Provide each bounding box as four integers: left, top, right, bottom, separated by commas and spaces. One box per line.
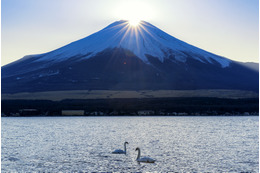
2, 20, 258, 93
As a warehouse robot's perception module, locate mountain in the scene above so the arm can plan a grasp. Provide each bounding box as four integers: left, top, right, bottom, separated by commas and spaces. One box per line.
2, 20, 259, 93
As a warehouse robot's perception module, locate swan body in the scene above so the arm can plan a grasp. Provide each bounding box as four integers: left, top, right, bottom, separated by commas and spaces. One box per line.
112, 142, 129, 154
135, 147, 156, 163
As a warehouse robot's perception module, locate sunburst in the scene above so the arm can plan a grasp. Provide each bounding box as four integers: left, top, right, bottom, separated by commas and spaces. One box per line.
128, 19, 141, 27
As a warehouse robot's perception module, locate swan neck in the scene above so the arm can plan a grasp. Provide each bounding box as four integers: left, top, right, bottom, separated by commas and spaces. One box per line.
124, 143, 127, 152
136, 148, 140, 160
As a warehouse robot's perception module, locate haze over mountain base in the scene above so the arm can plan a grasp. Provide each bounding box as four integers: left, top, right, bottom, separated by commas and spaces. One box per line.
2, 89, 258, 101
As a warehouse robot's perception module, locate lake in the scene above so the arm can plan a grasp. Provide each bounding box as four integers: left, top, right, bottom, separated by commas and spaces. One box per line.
1, 116, 259, 172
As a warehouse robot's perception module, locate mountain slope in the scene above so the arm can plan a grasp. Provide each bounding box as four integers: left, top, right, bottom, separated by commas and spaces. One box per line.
2, 20, 258, 93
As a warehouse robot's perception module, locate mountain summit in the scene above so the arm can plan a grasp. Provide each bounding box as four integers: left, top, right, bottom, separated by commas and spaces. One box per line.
29, 20, 230, 67
2, 20, 258, 93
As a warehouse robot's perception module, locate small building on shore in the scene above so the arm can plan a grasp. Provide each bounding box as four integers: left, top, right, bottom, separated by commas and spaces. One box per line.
62, 110, 84, 116
89, 111, 105, 116
137, 110, 155, 115
19, 109, 39, 116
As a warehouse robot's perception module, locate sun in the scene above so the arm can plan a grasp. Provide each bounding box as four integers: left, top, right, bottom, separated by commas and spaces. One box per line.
113, 1, 157, 25
128, 19, 141, 27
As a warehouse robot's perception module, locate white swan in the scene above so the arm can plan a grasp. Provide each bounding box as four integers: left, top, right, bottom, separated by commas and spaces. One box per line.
135, 147, 156, 163
112, 142, 129, 154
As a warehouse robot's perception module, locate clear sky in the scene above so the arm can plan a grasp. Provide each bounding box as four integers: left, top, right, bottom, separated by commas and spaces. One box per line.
1, 0, 259, 66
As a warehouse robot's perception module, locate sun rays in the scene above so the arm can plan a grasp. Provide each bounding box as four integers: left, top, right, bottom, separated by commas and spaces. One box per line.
102, 20, 162, 65
106, 20, 162, 60
108, 20, 158, 47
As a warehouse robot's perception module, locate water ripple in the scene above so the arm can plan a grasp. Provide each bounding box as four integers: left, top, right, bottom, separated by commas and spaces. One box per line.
1, 116, 258, 172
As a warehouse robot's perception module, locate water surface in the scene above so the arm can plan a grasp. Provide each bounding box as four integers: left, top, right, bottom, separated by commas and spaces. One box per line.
2, 116, 258, 172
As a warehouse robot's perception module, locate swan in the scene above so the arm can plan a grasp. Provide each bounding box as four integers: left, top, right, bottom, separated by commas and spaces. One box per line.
135, 147, 156, 163
112, 142, 129, 154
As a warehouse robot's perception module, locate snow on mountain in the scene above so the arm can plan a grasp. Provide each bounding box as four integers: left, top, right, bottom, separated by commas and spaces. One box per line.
3, 20, 258, 94
35, 20, 231, 68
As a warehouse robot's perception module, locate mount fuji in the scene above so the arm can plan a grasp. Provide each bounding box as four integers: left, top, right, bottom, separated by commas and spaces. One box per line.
2, 20, 258, 93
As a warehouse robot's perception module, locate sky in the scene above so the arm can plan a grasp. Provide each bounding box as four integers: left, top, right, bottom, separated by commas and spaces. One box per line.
1, 0, 259, 66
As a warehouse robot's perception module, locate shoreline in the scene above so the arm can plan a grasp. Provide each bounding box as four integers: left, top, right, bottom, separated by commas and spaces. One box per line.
2, 114, 259, 117
2, 97, 258, 117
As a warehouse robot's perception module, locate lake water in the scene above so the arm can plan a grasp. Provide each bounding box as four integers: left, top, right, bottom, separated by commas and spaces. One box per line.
1, 116, 259, 172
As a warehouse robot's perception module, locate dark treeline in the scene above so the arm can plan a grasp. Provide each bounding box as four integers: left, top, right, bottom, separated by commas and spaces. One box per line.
1, 97, 259, 116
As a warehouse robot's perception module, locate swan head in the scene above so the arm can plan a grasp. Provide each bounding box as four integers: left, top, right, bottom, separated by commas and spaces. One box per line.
135, 147, 140, 151
125, 142, 129, 145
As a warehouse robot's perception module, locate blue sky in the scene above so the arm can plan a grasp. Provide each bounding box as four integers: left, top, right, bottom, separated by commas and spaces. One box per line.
2, 0, 259, 65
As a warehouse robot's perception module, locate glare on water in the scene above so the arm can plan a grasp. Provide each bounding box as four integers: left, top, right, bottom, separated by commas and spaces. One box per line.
1, 116, 258, 172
